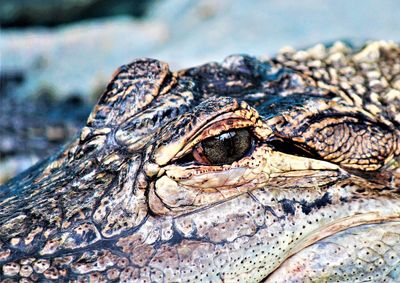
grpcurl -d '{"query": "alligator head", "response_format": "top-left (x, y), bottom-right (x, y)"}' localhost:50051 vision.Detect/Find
top-left (1, 41), bottom-right (400, 282)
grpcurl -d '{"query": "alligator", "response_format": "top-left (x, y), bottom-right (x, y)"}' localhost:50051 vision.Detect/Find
top-left (1, 41), bottom-right (400, 282)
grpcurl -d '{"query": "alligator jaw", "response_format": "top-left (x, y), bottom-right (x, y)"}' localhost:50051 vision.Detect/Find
top-left (266, 220), bottom-right (400, 282)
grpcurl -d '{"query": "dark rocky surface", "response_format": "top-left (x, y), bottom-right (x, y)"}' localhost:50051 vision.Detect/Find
top-left (0, 77), bottom-right (90, 182)
top-left (0, 0), bottom-right (155, 27)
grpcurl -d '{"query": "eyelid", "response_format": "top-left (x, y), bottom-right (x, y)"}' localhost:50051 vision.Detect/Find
top-left (154, 102), bottom-right (265, 166)
top-left (172, 118), bottom-right (254, 161)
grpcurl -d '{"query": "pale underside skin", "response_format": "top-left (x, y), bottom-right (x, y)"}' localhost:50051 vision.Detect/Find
top-left (267, 222), bottom-right (400, 282)
top-left (0, 41), bottom-right (400, 282)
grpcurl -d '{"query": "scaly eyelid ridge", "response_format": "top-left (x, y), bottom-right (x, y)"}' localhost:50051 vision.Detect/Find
top-left (154, 103), bottom-right (266, 165)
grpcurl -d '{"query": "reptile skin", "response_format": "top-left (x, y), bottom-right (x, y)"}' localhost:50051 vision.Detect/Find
top-left (1, 41), bottom-right (400, 282)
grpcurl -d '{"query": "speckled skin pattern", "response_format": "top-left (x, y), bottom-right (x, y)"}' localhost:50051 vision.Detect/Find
top-left (1, 41), bottom-right (400, 282)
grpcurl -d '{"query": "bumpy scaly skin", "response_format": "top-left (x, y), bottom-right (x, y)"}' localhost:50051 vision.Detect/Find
top-left (1, 41), bottom-right (400, 282)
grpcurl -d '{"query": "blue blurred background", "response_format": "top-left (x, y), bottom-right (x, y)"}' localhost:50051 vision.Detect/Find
top-left (1, 0), bottom-right (400, 182)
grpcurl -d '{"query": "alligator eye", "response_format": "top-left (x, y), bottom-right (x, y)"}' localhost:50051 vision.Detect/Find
top-left (192, 128), bottom-right (253, 165)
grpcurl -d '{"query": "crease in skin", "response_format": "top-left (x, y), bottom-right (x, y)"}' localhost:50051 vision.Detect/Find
top-left (290, 214), bottom-right (400, 257)
top-left (266, 221), bottom-right (400, 282)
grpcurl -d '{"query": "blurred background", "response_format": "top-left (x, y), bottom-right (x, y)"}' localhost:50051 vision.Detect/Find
top-left (1, 0), bottom-right (400, 183)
